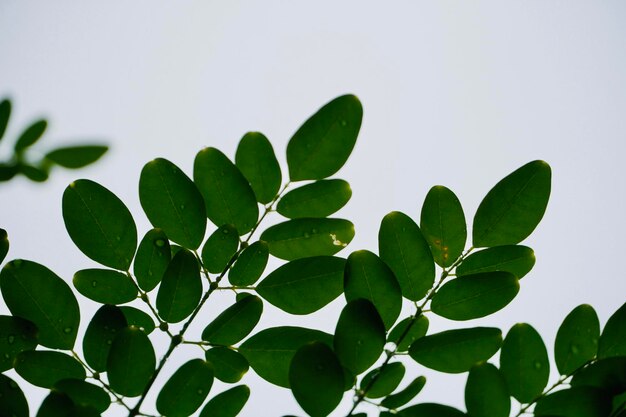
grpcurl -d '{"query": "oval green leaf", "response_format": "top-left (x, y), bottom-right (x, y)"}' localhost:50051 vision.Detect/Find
top-left (0, 163), bottom-right (18, 182)
top-left (0, 228), bottom-right (8, 264)
top-left (0, 374), bottom-right (28, 417)
top-left (19, 163), bottom-right (48, 182)
top-left (534, 386), bottom-right (612, 417)
top-left (156, 359), bottom-right (214, 417)
top-left (201, 224), bottom-right (239, 274)
top-left (398, 403), bottom-right (466, 417)
top-left (133, 228), bottom-right (171, 292)
top-left (73, 268), bottom-right (137, 305)
top-left (202, 294), bottom-right (263, 345)
top-left (36, 392), bottom-right (76, 417)
top-left (205, 347), bottom-right (249, 383)
top-left (107, 327), bottom-right (156, 397)
top-left (44, 145), bottom-right (108, 169)
top-left (0, 99), bottom-right (10, 141)
top-left (156, 249), bottom-right (202, 323)
top-left (277, 179), bottom-right (352, 219)
top-left (388, 315), bottom-right (429, 352)
top-left (571, 356), bottom-right (626, 393)
top-left (228, 240), bottom-right (269, 286)
top-left (456, 245), bottom-right (535, 279)
top-left (0, 315), bottom-right (38, 372)
top-left (381, 376), bottom-right (426, 409)
top-left (235, 131), bottom-right (282, 204)
top-left (360, 362), bottom-right (405, 398)
top-left (200, 385), bottom-right (250, 417)
top-left (119, 306), bottom-right (155, 334)
top-left (15, 119), bottom-right (47, 152)
top-left (83, 305), bottom-right (127, 372)
top-left (465, 362), bottom-right (510, 417)
top-left (54, 379), bottom-right (110, 413)
top-left (555, 304), bottom-right (600, 375)
top-left (598, 301), bottom-right (626, 359)
top-left (15, 350), bottom-right (85, 388)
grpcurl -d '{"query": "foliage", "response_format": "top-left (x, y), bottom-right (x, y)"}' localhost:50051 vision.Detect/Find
top-left (0, 95), bottom-right (625, 417)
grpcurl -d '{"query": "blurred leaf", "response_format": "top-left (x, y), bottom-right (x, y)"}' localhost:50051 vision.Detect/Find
top-left (15, 350), bottom-right (85, 388)
top-left (53, 379), bottom-right (110, 413)
top-left (0, 259), bottom-right (80, 349)
top-left (571, 357), bottom-right (626, 395)
top-left (156, 249), bottom-right (202, 323)
top-left (360, 362), bottom-right (405, 398)
top-left (261, 218), bottom-right (354, 260)
top-left (73, 268), bottom-right (137, 304)
top-left (277, 179), bottom-right (352, 219)
top-left (133, 228), bottom-right (171, 292)
top-left (0, 229), bottom-right (7, 264)
top-left (205, 347), bottom-right (249, 383)
top-left (534, 386), bottom-right (612, 417)
top-left (380, 376), bottom-right (426, 409)
top-left (0, 163), bottom-right (18, 181)
top-left (118, 306), bottom-right (155, 334)
top-left (107, 327), bottom-right (155, 397)
top-left (473, 160), bottom-right (551, 247)
top-left (256, 256), bottom-right (345, 314)
top-left (0, 374), bottom-right (28, 417)
top-left (0, 315), bottom-right (38, 372)
top-left (15, 119), bottom-right (47, 152)
top-left (156, 359), bottom-right (214, 417)
top-left (378, 211), bottom-right (435, 301)
top-left (62, 179), bottom-right (137, 270)
top-left (388, 316), bottom-right (429, 352)
top-left (555, 304), bottom-right (600, 374)
top-left (83, 305), bottom-right (127, 372)
top-left (201, 294), bottom-right (263, 345)
top-left (465, 362), bottom-right (510, 417)
top-left (0, 99), bottom-right (10, 141)
top-left (599, 301), bottom-right (626, 359)
top-left (228, 240), bottom-right (269, 286)
top-left (199, 385), bottom-right (250, 417)
top-left (44, 145), bottom-right (108, 169)
top-left (201, 224), bottom-right (239, 273)
top-left (235, 131), bottom-right (282, 204)
top-left (456, 245), bottom-right (535, 279)
top-left (397, 403), bottom-right (466, 417)
top-left (19, 163), bottom-right (48, 182)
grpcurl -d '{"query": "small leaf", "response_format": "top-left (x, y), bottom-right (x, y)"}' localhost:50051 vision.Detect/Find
top-left (555, 304), bottom-right (600, 374)
top-left (465, 362), bottom-right (510, 417)
top-left (156, 359), bottom-right (214, 417)
top-left (139, 158), bottom-right (206, 249)
top-left (500, 323), bottom-right (549, 403)
top-left (0, 374), bottom-right (28, 417)
top-left (54, 379), bottom-right (110, 413)
top-left (73, 268), bottom-right (138, 304)
top-left (0, 315), bottom-right (38, 372)
top-left (277, 179), bottom-right (352, 218)
top-left (397, 403), bottom-right (466, 417)
top-left (380, 376), bottom-right (426, 409)
top-left (107, 327), bottom-right (156, 397)
top-left (133, 228), bottom-right (171, 292)
top-left (83, 305), bottom-right (127, 372)
top-left (456, 245), bottom-right (535, 279)
top-left (14, 350), bottom-right (85, 388)
top-left (571, 356), bottom-right (626, 394)
top-left (0, 99), bottom-right (10, 141)
top-left (44, 145), bottom-right (108, 169)
top-left (289, 341), bottom-right (344, 417)
top-left (118, 306), bottom-right (155, 334)
top-left (201, 224), bottom-right (239, 273)
top-left (228, 240), bottom-right (269, 286)
top-left (409, 327), bottom-right (502, 373)
top-left (201, 294), bottom-right (263, 345)
top-left (0, 228), bottom-right (8, 264)
top-left (0, 163), bottom-right (18, 182)
top-left (287, 95), bottom-right (362, 181)
top-left (205, 347), bottom-right (249, 383)
top-left (388, 316), bottom-right (429, 352)
top-left (15, 119), bottom-right (47, 152)
top-left (194, 147), bottom-right (259, 235)
top-left (598, 301), bottom-right (626, 359)
top-left (156, 249), bottom-right (202, 323)
top-left (63, 179), bottom-right (137, 270)
top-left (256, 256), bottom-right (346, 314)
top-left (0, 259), bottom-right (80, 349)
top-left (420, 185), bottom-right (466, 267)
top-left (360, 362), bottom-right (405, 398)
top-left (19, 164), bottom-right (48, 182)
top-left (199, 385), bottom-right (250, 417)
top-left (378, 211), bottom-right (435, 301)
top-left (261, 218), bottom-right (354, 260)
top-left (235, 131), bottom-right (282, 204)
top-left (473, 160), bottom-right (551, 247)
top-left (534, 386), bottom-right (612, 417)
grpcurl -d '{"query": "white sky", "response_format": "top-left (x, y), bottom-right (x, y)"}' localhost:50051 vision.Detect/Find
top-left (1, 2), bottom-right (625, 416)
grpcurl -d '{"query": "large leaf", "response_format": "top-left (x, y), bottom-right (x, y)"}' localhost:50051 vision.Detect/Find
top-left (44, 145), bottom-right (108, 169)
top-left (107, 327), bottom-right (156, 397)
top-left (199, 385), bottom-right (250, 417)
top-left (277, 179), bottom-right (352, 219)
top-left (256, 256), bottom-right (345, 314)
top-left (473, 160), bottom-right (551, 247)
top-left (287, 95), bottom-right (362, 181)
top-left (201, 294), bottom-right (263, 345)
top-left (119, 306), bottom-right (155, 334)
top-left (201, 224), bottom-right (239, 274)
top-left (0, 315), bottom-right (38, 372)
top-left (228, 240), bottom-right (269, 286)
top-left (261, 218), bottom-right (354, 260)
top-left (235, 131), bottom-right (282, 204)
top-left (0, 228), bottom-right (8, 264)
top-left (15, 119), bottom-right (47, 152)
top-left (397, 403), bottom-right (466, 417)
top-left (534, 386), bottom-right (612, 417)
top-left (430, 272), bottom-right (519, 320)
top-left (0, 374), bottom-right (28, 417)
top-left (360, 362), bottom-right (405, 398)
top-left (571, 356), bottom-right (626, 394)
top-left (555, 304), bottom-right (600, 374)
top-left (0, 260), bottom-right (79, 349)
top-left (378, 211), bottom-right (435, 301)
top-left (53, 379), bottom-right (110, 413)
top-left (409, 327), bottom-right (502, 373)
top-left (388, 316), bottom-right (429, 352)
top-left (139, 158), bottom-right (206, 249)
top-left (133, 228), bottom-right (171, 292)
top-left (205, 347), bottom-right (249, 383)
top-left (500, 323), bottom-right (549, 403)
top-left (156, 359), bottom-right (214, 417)
top-left (83, 305), bottom-right (127, 372)
top-left (465, 363), bottom-right (510, 417)
top-left (0, 99), bottom-right (10, 141)
top-left (14, 350), bottom-right (85, 388)
top-left (381, 376), bottom-right (426, 409)
top-left (156, 249), bottom-right (202, 323)
top-left (63, 179), bottom-right (137, 270)
top-left (194, 147), bottom-right (259, 235)
top-left (598, 301), bottom-right (626, 359)
top-left (456, 245), bottom-right (535, 279)
top-left (420, 185), bottom-right (466, 267)
top-left (73, 268), bottom-right (138, 304)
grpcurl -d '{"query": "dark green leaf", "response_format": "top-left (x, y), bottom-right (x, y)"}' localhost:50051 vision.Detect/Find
top-left (256, 256), bottom-right (345, 314)
top-left (194, 147), bottom-right (259, 235)
top-left (235, 131), bottom-right (282, 204)
top-left (200, 385), bottom-right (250, 417)
top-left (156, 359), bottom-right (214, 417)
top-left (420, 185), bottom-right (466, 267)
top-left (119, 306), bottom-right (155, 334)
top-left (571, 357), bottom-right (626, 395)
top-left (277, 179), bottom-right (351, 218)
top-left (344, 250), bottom-right (402, 330)
top-left (388, 316), bottom-right (429, 352)
top-left (44, 146), bottom-right (108, 169)
top-left (202, 294), bottom-right (263, 345)
top-left (555, 304), bottom-right (600, 374)
top-left (261, 218), bottom-right (354, 260)
top-left (599, 301), bottom-right (626, 359)
top-left (378, 211), bottom-right (435, 301)
top-left (62, 179), bottom-right (137, 270)
top-left (535, 386), bottom-right (612, 417)
top-left (0, 228), bottom-right (9, 264)
top-left (15, 119), bottom-right (47, 152)
top-left (36, 392), bottom-right (74, 417)
top-left (360, 362), bottom-right (405, 398)
top-left (289, 341), bottom-right (344, 417)
top-left (228, 240), bottom-right (269, 286)
top-left (473, 160), bottom-right (551, 247)
top-left (0, 99), bottom-right (10, 141)
top-left (107, 326), bottom-right (156, 397)
top-left (156, 249), bottom-right (202, 323)
top-left (0, 315), bottom-right (38, 372)
top-left (456, 245), bottom-right (535, 279)
top-left (133, 228), bottom-right (171, 292)
top-left (0, 163), bottom-right (18, 182)
top-left (0, 259), bottom-right (80, 349)
top-left (83, 305), bottom-right (127, 372)
top-left (0, 374), bottom-right (28, 417)
top-left (19, 164), bottom-right (48, 182)
top-left (73, 268), bottom-right (138, 304)
top-left (205, 347), bottom-right (249, 383)
top-left (380, 376), bottom-right (426, 409)
top-left (397, 403), bottom-right (466, 417)
top-left (15, 350), bottom-right (85, 388)
top-left (465, 363), bottom-right (510, 417)
top-left (500, 323), bottom-right (549, 403)
top-left (139, 158), bottom-right (206, 249)
top-left (409, 327), bottom-right (502, 373)
top-left (287, 95), bottom-right (362, 181)
top-left (53, 379), bottom-right (110, 413)
top-left (430, 272), bottom-right (519, 320)
top-left (201, 224), bottom-right (239, 273)
top-left (239, 326), bottom-right (333, 387)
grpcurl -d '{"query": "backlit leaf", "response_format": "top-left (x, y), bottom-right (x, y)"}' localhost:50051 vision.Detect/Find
top-left (465, 363), bottom-right (510, 417)
top-left (0, 228), bottom-right (8, 264)
top-left (380, 376), bottom-right (426, 409)
top-left (107, 327), bottom-right (156, 397)
top-left (0, 374), bottom-right (28, 417)
top-left (15, 350), bottom-right (85, 388)
top-left (157, 249), bottom-right (202, 323)
top-left (73, 268), bottom-right (138, 304)
top-left (200, 385), bottom-right (250, 417)
top-left (119, 306), bottom-right (155, 334)
top-left (15, 119), bottom-right (47, 152)
top-left (156, 359), bottom-right (214, 417)
top-left (397, 403), bottom-right (466, 417)
top-left (53, 379), bottom-right (110, 413)
top-left (44, 146), bottom-right (108, 169)
top-left (205, 347), bottom-right (249, 383)
top-left (201, 294), bottom-right (263, 345)
top-left (388, 316), bottom-right (429, 352)
top-left (534, 386), bottom-right (612, 417)
top-left (360, 362), bottom-right (405, 398)
top-left (555, 304), bottom-right (600, 374)
top-left (133, 228), bottom-right (171, 292)
top-left (235, 131), bottom-right (282, 204)
top-left (228, 240), bottom-right (269, 286)
top-left (0, 315), bottom-right (38, 372)
top-left (456, 245), bottom-right (535, 279)
top-left (201, 224), bottom-right (239, 274)
top-left (0, 99), bottom-right (10, 141)
top-left (598, 301), bottom-right (626, 359)
top-left (83, 305), bottom-right (127, 372)
top-left (277, 179), bottom-right (351, 219)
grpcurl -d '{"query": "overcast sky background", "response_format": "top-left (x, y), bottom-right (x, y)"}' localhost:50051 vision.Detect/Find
top-left (1, 2), bottom-right (625, 416)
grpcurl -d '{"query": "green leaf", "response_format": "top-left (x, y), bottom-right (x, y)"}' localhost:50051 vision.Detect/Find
top-left (289, 341), bottom-right (344, 417)
top-left (44, 146), bottom-right (108, 169)
top-left (139, 158), bottom-right (206, 249)
top-left (599, 301), bottom-right (626, 359)
top-left (500, 323), bottom-right (549, 403)
top-left (0, 99), bottom-right (10, 141)
top-left (201, 224), bottom-right (239, 273)
top-left (107, 326), bottom-right (156, 397)
top-left (287, 95), bottom-right (363, 181)
top-left (378, 211), bottom-right (435, 301)
top-left (62, 179), bottom-right (137, 270)
top-left (73, 268), bottom-right (138, 304)
top-left (200, 385), bottom-right (250, 417)
top-left (420, 185), bottom-right (466, 267)
top-left (228, 240), bottom-right (269, 286)
top-left (473, 160), bottom-right (551, 247)
top-left (397, 403), bottom-right (466, 417)
top-left (465, 362), bottom-right (510, 417)
top-left (0, 163), bottom-right (18, 182)
top-left (388, 316), bottom-right (429, 352)
top-left (555, 304), bottom-right (600, 374)
top-left (133, 228), bottom-right (171, 292)
top-left (15, 350), bottom-right (85, 388)
top-left (156, 249), bottom-right (202, 323)
top-left (0, 260), bottom-right (80, 349)
top-left (277, 179), bottom-right (352, 219)
top-left (156, 359), bottom-right (214, 417)
top-left (202, 294), bottom-right (263, 345)
top-left (15, 119), bottom-right (47, 152)
top-left (235, 131), bottom-right (282, 204)
top-left (239, 326), bottom-right (333, 387)
top-left (256, 256), bottom-right (346, 314)
top-left (430, 272), bottom-right (519, 321)
top-left (456, 245), bottom-right (535, 279)
top-left (19, 163), bottom-right (48, 182)
top-left (360, 362), bottom-right (405, 398)
top-left (0, 374), bottom-right (28, 417)
top-left (380, 376), bottom-right (426, 409)
top-left (53, 379), bottom-right (110, 413)
top-left (409, 327), bottom-right (502, 373)
top-left (0, 315), bottom-right (38, 372)
top-left (0, 228), bottom-right (8, 264)
top-left (194, 147), bottom-right (259, 235)
top-left (534, 386), bottom-right (612, 417)
top-left (119, 306), bottom-right (155, 334)
top-left (261, 218), bottom-right (354, 260)
top-left (36, 392), bottom-right (75, 417)
top-left (82, 305), bottom-right (127, 372)
top-left (205, 347), bottom-right (249, 383)
top-left (571, 357), bottom-right (626, 394)
top-left (344, 250), bottom-right (402, 330)
top-left (334, 299), bottom-right (386, 374)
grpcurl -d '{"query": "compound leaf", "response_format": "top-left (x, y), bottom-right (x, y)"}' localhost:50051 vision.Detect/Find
top-left (555, 304), bottom-right (600, 374)
top-left (228, 240), bottom-right (269, 286)
top-left (15, 119), bottom-right (47, 152)
top-left (156, 359), bottom-right (214, 417)
top-left (380, 376), bottom-right (426, 409)
top-left (201, 224), bottom-right (239, 274)
top-left (133, 228), bottom-right (171, 292)
top-left (0, 315), bottom-right (38, 372)
top-left (83, 305), bottom-right (127, 372)
top-left (201, 294), bottom-right (263, 345)
top-left (107, 327), bottom-right (156, 397)
top-left (14, 350), bottom-right (85, 388)
top-left (205, 347), bottom-right (249, 383)
top-left (465, 362), bottom-right (510, 417)
top-left (199, 385), bottom-right (250, 417)
top-left (388, 315), bottom-right (429, 352)
top-left (598, 301), bottom-right (626, 359)
top-left (157, 249), bottom-right (201, 323)
top-left (44, 145), bottom-right (108, 169)
top-left (0, 374), bottom-right (28, 417)
top-left (277, 179), bottom-right (351, 219)
top-left (73, 268), bottom-right (137, 305)
top-left (235, 131), bottom-right (282, 204)
top-left (456, 245), bottom-right (535, 279)
top-left (360, 362), bottom-right (405, 398)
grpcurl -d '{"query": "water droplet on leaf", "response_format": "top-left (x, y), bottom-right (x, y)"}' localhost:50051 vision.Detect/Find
top-left (7, 335), bottom-right (15, 344)
top-left (534, 361), bottom-right (542, 370)
top-left (63, 327), bottom-right (72, 334)
top-left (571, 345), bottom-right (579, 354)
top-left (91, 281), bottom-right (97, 287)
top-left (155, 239), bottom-right (165, 247)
